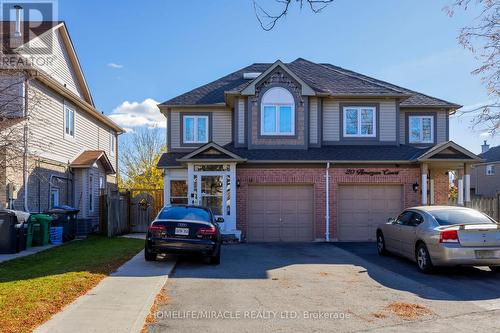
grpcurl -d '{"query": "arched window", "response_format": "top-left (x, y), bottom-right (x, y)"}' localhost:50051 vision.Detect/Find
top-left (260, 87), bottom-right (295, 135)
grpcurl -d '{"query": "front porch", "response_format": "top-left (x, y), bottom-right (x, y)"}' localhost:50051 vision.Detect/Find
top-left (418, 141), bottom-right (484, 206)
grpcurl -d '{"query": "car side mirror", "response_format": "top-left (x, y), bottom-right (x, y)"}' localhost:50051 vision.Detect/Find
top-left (387, 218), bottom-right (396, 224)
top-left (216, 217), bottom-right (224, 223)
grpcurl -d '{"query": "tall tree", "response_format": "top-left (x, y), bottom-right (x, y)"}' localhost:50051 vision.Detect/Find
top-left (253, 0), bottom-right (334, 31)
top-left (445, 0), bottom-right (500, 134)
top-left (119, 128), bottom-right (166, 189)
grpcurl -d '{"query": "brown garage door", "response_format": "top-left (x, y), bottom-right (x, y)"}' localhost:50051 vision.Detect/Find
top-left (338, 185), bottom-right (403, 241)
top-left (247, 185), bottom-right (314, 242)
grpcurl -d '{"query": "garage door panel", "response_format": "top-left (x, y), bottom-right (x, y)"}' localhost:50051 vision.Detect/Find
top-left (247, 185), bottom-right (313, 242)
top-left (338, 185), bottom-right (403, 241)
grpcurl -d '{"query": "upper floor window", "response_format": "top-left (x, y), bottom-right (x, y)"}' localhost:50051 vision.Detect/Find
top-left (343, 106), bottom-right (376, 137)
top-left (486, 164), bottom-right (495, 176)
top-left (64, 104), bottom-right (75, 139)
top-left (183, 115), bottom-right (208, 144)
top-left (260, 87), bottom-right (295, 136)
top-left (409, 115), bottom-right (433, 143)
top-left (110, 131), bottom-right (116, 156)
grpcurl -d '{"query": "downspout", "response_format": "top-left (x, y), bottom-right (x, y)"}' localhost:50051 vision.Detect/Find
top-left (325, 162), bottom-right (330, 242)
top-left (23, 73), bottom-right (29, 212)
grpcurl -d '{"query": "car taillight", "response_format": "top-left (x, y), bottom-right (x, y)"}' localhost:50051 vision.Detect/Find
top-left (197, 226), bottom-right (216, 236)
top-left (440, 229), bottom-right (459, 243)
top-left (149, 224), bottom-right (166, 232)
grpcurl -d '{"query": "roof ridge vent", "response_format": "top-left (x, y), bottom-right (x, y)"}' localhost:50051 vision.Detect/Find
top-left (243, 72), bottom-right (261, 79)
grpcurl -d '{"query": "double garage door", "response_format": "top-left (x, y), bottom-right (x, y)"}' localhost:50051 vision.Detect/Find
top-left (247, 185), bottom-right (314, 242)
top-left (337, 185), bottom-right (403, 241)
top-left (246, 184), bottom-right (403, 242)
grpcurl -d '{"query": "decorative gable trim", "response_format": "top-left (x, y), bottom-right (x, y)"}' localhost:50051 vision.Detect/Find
top-left (177, 142), bottom-right (246, 162)
top-left (417, 141), bottom-right (483, 162)
top-left (241, 60), bottom-right (315, 96)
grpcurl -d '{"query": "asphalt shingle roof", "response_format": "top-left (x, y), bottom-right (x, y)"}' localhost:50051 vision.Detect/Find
top-left (480, 146), bottom-right (500, 163)
top-left (157, 144), bottom-right (431, 168)
top-left (161, 58), bottom-right (460, 108)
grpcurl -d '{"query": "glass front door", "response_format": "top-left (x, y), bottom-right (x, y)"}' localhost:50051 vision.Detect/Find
top-left (198, 175), bottom-right (224, 216)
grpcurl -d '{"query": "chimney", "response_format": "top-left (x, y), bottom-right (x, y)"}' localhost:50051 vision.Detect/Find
top-left (481, 140), bottom-right (490, 154)
top-left (14, 5), bottom-right (22, 37)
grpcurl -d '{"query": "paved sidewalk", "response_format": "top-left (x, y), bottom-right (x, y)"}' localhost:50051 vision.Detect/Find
top-left (35, 250), bottom-right (175, 333)
top-left (0, 244), bottom-right (57, 263)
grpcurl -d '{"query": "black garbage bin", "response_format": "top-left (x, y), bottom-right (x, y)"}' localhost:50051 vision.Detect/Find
top-left (0, 210), bottom-right (18, 254)
top-left (16, 222), bottom-right (28, 252)
top-left (44, 206), bottom-right (80, 242)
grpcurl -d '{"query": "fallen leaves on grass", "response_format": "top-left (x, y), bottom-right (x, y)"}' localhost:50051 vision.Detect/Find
top-left (383, 302), bottom-right (433, 320)
top-left (319, 272), bottom-right (329, 277)
top-left (141, 287), bottom-right (170, 333)
top-left (371, 312), bottom-right (387, 319)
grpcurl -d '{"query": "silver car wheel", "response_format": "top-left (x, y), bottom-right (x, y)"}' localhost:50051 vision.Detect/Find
top-left (377, 236), bottom-right (384, 252)
top-left (417, 247), bottom-right (427, 269)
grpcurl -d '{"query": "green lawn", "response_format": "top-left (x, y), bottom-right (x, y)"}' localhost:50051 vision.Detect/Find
top-left (0, 235), bottom-right (143, 333)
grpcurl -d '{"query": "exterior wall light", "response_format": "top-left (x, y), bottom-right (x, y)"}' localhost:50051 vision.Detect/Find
top-left (412, 182), bottom-right (420, 193)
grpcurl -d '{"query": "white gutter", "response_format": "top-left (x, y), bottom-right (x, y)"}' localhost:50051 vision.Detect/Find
top-left (325, 162), bottom-right (330, 242)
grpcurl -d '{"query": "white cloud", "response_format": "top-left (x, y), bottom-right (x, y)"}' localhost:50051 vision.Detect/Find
top-left (108, 62), bottom-right (124, 69)
top-left (109, 98), bottom-right (165, 130)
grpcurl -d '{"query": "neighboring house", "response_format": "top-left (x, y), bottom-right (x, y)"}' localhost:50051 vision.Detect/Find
top-left (157, 58), bottom-right (481, 242)
top-left (470, 141), bottom-right (500, 197)
top-left (0, 18), bottom-right (123, 229)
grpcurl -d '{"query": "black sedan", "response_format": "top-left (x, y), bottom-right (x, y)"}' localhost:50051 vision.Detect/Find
top-left (145, 205), bottom-right (223, 264)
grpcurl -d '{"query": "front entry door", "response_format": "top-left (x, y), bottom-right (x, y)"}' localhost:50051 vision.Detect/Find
top-left (197, 175), bottom-right (224, 217)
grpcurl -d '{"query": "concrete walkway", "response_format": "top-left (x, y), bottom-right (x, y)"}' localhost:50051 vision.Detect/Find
top-left (0, 244), bottom-right (57, 263)
top-left (35, 250), bottom-right (175, 333)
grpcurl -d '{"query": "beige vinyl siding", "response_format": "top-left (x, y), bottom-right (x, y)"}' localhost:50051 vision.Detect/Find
top-left (237, 97), bottom-right (245, 144)
top-left (28, 80), bottom-right (117, 171)
top-left (0, 72), bottom-right (24, 118)
top-left (170, 107), bottom-right (232, 148)
top-left (400, 109), bottom-right (448, 144)
top-left (322, 98), bottom-right (339, 141)
top-left (322, 99), bottom-right (397, 142)
top-left (19, 27), bottom-right (84, 99)
top-left (378, 100), bottom-right (397, 142)
top-left (309, 97), bottom-right (318, 144)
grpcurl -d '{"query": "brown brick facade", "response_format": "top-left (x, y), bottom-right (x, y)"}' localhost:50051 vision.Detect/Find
top-left (432, 168), bottom-right (450, 205)
top-left (236, 166), bottom-right (436, 241)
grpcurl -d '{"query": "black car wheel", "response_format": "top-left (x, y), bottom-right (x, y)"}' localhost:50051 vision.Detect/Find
top-left (416, 243), bottom-right (434, 273)
top-left (209, 246), bottom-right (221, 265)
top-left (144, 245), bottom-right (157, 262)
top-left (376, 232), bottom-right (388, 256)
top-left (490, 266), bottom-right (500, 272)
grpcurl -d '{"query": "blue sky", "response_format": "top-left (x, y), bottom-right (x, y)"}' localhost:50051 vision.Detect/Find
top-left (59, 0), bottom-right (495, 153)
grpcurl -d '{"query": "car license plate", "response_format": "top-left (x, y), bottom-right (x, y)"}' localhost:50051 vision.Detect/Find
top-left (475, 250), bottom-right (500, 259)
top-left (175, 227), bottom-right (189, 236)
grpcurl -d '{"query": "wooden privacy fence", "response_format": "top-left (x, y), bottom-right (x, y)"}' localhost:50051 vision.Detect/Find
top-left (99, 189), bottom-right (164, 236)
top-left (449, 194), bottom-right (500, 221)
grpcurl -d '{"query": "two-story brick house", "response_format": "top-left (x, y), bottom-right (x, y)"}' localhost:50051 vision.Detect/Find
top-left (0, 19), bottom-right (122, 229)
top-left (157, 59), bottom-right (482, 242)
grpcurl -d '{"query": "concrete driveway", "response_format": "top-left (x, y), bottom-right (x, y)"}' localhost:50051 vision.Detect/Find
top-left (149, 243), bottom-right (500, 332)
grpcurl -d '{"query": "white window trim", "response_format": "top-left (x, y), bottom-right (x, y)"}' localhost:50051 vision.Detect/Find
top-left (64, 103), bottom-right (76, 140)
top-left (109, 131), bottom-right (116, 156)
top-left (183, 115), bottom-right (209, 144)
top-left (50, 188), bottom-right (59, 208)
top-left (260, 104), bottom-right (295, 136)
top-left (343, 106), bottom-right (377, 138)
top-left (409, 115), bottom-right (434, 144)
top-left (486, 164), bottom-right (495, 176)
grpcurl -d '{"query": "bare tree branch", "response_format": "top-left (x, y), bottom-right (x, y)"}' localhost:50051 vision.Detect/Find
top-left (445, 0), bottom-right (500, 134)
top-left (253, 0), bottom-right (334, 31)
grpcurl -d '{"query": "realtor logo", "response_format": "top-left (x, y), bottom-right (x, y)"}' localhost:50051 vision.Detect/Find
top-left (0, 0), bottom-right (58, 55)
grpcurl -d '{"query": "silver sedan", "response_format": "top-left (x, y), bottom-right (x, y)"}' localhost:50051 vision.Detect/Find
top-left (376, 206), bottom-right (500, 273)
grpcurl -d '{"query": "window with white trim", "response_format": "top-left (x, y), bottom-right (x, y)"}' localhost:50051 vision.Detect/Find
top-left (64, 104), bottom-right (75, 139)
top-left (260, 87), bottom-right (295, 136)
top-left (409, 115), bottom-right (434, 143)
top-left (89, 173), bottom-right (94, 213)
top-left (50, 188), bottom-right (59, 208)
top-left (183, 115), bottom-right (209, 144)
top-left (170, 180), bottom-right (188, 204)
top-left (343, 106), bottom-right (376, 137)
top-left (110, 131), bottom-right (116, 156)
top-left (486, 164), bottom-right (495, 176)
